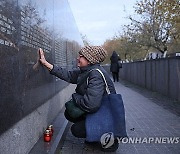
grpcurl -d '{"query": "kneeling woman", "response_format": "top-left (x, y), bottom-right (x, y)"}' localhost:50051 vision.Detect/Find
top-left (39, 46), bottom-right (119, 152)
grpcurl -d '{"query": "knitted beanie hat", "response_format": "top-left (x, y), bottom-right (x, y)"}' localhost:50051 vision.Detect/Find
top-left (79, 46), bottom-right (107, 64)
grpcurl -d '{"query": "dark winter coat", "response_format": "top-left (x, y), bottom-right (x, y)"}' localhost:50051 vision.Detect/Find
top-left (110, 51), bottom-right (121, 73)
top-left (50, 64), bottom-right (116, 113)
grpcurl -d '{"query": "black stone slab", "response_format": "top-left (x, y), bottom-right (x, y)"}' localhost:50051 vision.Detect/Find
top-left (0, 0), bottom-right (83, 135)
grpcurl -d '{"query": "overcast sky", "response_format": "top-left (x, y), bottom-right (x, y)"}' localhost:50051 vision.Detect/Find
top-left (68, 0), bottom-right (137, 45)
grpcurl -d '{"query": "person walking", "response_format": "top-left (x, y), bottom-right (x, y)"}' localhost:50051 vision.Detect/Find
top-left (110, 51), bottom-right (121, 82)
top-left (38, 46), bottom-right (120, 152)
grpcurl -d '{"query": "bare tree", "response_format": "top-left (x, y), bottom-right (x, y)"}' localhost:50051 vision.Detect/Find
top-left (80, 33), bottom-right (91, 46)
top-left (125, 0), bottom-right (180, 54)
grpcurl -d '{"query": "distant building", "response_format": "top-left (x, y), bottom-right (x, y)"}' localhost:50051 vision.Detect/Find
top-left (145, 51), bottom-right (167, 60)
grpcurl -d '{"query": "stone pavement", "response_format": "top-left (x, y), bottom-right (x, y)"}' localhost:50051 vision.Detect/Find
top-left (59, 80), bottom-right (180, 154)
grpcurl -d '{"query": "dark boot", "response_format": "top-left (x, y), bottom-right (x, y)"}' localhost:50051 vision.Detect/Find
top-left (101, 138), bottom-right (119, 152)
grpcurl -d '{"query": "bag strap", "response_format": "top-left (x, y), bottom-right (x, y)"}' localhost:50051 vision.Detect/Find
top-left (87, 68), bottom-right (111, 95)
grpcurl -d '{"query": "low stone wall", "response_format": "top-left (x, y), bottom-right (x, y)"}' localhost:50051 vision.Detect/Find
top-left (0, 84), bottom-right (75, 154)
top-left (119, 57), bottom-right (180, 101)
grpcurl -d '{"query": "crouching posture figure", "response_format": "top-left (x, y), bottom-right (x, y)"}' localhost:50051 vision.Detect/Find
top-left (39, 46), bottom-right (120, 152)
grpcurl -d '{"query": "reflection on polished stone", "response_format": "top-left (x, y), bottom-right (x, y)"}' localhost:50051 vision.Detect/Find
top-left (0, 0), bottom-right (83, 135)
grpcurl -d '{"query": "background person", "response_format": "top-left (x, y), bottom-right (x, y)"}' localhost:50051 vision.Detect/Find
top-left (110, 51), bottom-right (121, 82)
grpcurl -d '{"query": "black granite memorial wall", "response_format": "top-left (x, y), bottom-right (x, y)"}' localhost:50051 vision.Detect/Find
top-left (0, 0), bottom-right (83, 135)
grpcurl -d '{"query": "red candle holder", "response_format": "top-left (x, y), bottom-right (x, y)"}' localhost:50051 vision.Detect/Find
top-left (47, 125), bottom-right (54, 136)
top-left (44, 130), bottom-right (51, 142)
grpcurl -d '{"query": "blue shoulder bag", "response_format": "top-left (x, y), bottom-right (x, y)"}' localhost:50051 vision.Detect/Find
top-left (85, 69), bottom-right (127, 142)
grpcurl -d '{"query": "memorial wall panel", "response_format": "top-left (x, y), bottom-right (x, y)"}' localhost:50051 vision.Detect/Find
top-left (0, 0), bottom-right (83, 135)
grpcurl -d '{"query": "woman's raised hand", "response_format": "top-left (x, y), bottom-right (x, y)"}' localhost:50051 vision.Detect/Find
top-left (39, 48), bottom-right (47, 65)
top-left (38, 48), bottom-right (53, 71)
